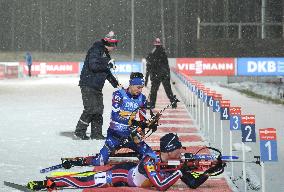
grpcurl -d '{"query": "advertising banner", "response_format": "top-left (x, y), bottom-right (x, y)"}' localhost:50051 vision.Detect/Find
top-left (20, 62), bottom-right (79, 75)
top-left (79, 61), bottom-right (143, 75)
top-left (237, 58), bottom-right (284, 76)
top-left (0, 64), bottom-right (5, 79)
top-left (176, 58), bottom-right (235, 76)
top-left (112, 61), bottom-right (142, 74)
top-left (5, 66), bottom-right (18, 78)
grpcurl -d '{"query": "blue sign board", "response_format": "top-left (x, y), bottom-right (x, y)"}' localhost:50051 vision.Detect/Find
top-left (213, 100), bottom-right (220, 112)
top-left (237, 58), bottom-right (284, 76)
top-left (230, 115), bottom-right (241, 130)
top-left (241, 124), bottom-right (256, 142)
top-left (207, 96), bottom-right (213, 107)
top-left (259, 128), bottom-right (278, 162)
top-left (220, 107), bottom-right (230, 120)
top-left (198, 89), bottom-right (204, 99)
top-left (203, 93), bottom-right (207, 103)
top-left (260, 140), bottom-right (278, 161)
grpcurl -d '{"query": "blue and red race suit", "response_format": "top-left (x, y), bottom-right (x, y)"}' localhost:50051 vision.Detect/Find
top-left (88, 88), bottom-right (154, 166)
top-left (50, 153), bottom-right (208, 190)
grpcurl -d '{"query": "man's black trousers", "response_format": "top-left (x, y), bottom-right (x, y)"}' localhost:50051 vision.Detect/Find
top-left (75, 86), bottom-right (104, 137)
top-left (149, 76), bottom-right (174, 107)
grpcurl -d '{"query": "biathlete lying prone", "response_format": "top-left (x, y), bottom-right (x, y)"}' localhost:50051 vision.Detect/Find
top-left (27, 133), bottom-right (225, 191)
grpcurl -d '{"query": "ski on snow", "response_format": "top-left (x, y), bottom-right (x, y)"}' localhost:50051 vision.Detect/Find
top-left (3, 181), bottom-right (33, 192)
top-left (40, 163), bottom-right (63, 173)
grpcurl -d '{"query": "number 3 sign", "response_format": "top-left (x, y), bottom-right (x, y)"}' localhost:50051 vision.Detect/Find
top-left (259, 128), bottom-right (278, 162)
top-left (241, 115), bottom-right (256, 142)
top-left (230, 107), bottom-right (241, 130)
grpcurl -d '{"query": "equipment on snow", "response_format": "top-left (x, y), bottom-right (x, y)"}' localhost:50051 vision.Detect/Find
top-left (4, 181), bottom-right (33, 192)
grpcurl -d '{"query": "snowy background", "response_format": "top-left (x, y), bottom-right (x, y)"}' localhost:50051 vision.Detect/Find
top-left (0, 75), bottom-right (284, 191)
top-left (0, 76), bottom-right (115, 191)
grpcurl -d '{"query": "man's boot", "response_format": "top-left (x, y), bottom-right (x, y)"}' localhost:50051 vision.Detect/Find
top-left (74, 114), bottom-right (91, 140)
top-left (27, 179), bottom-right (55, 191)
top-left (90, 114), bottom-right (105, 140)
top-left (170, 95), bottom-right (180, 109)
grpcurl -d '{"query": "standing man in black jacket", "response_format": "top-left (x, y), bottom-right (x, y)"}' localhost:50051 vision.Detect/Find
top-left (145, 38), bottom-right (177, 109)
top-left (75, 31), bottom-right (119, 140)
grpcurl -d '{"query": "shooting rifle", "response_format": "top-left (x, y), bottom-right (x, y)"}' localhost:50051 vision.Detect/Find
top-left (129, 96), bottom-right (179, 143)
top-left (145, 96), bottom-right (180, 138)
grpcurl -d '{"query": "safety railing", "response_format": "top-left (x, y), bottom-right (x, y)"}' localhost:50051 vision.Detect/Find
top-left (170, 68), bottom-right (278, 192)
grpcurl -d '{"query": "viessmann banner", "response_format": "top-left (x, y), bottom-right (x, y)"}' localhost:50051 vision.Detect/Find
top-left (176, 58), bottom-right (235, 76)
top-left (237, 58), bottom-right (284, 76)
top-left (20, 62), bottom-right (79, 75)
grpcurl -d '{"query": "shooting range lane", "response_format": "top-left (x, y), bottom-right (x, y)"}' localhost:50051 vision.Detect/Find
top-left (83, 86), bottom-right (232, 192)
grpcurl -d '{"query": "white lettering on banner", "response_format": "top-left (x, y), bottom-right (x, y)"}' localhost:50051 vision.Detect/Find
top-left (117, 65), bottom-right (132, 72)
top-left (267, 61), bottom-right (276, 72)
top-left (177, 61), bottom-right (233, 74)
top-left (196, 61), bottom-right (202, 74)
top-left (278, 62), bottom-right (284, 72)
top-left (46, 65), bottom-right (73, 71)
top-left (259, 130), bottom-right (276, 135)
top-left (40, 63), bottom-right (47, 74)
top-left (248, 61), bottom-right (257, 72)
top-left (248, 61), bottom-right (277, 73)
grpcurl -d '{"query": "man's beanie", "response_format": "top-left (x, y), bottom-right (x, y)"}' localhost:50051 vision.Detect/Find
top-left (160, 133), bottom-right (182, 152)
top-left (129, 72), bottom-right (145, 86)
top-left (102, 31), bottom-right (120, 47)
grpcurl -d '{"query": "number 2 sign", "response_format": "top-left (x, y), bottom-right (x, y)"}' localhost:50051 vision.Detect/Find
top-left (241, 115), bottom-right (256, 142)
top-left (259, 128), bottom-right (278, 162)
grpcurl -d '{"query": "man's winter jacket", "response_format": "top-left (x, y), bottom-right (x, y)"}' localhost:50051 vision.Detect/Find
top-left (145, 45), bottom-right (170, 82)
top-left (79, 40), bottom-right (118, 91)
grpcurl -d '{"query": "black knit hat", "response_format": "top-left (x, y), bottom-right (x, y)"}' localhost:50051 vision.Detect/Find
top-left (160, 133), bottom-right (182, 152)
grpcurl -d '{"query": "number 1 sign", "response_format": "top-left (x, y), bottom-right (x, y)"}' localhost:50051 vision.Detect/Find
top-left (259, 128), bottom-right (278, 162)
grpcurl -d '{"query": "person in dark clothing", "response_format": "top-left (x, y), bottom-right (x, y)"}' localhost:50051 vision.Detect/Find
top-left (145, 38), bottom-right (177, 109)
top-left (75, 31), bottom-right (120, 140)
top-left (25, 52), bottom-right (32, 77)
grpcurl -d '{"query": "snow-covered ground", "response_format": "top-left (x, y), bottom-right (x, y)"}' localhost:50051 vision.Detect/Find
top-left (223, 81), bottom-right (284, 100)
top-left (0, 76), bottom-right (119, 191)
top-left (0, 75), bottom-right (283, 191)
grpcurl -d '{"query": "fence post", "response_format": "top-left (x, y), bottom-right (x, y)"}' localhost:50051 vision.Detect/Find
top-left (197, 17), bottom-right (200, 39)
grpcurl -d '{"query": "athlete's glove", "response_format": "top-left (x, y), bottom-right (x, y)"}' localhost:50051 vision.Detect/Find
top-left (148, 122), bottom-right (158, 132)
top-left (62, 157), bottom-right (86, 169)
top-left (180, 162), bottom-right (209, 189)
top-left (107, 59), bottom-right (115, 69)
top-left (131, 120), bottom-right (147, 130)
top-left (180, 162), bottom-right (191, 175)
top-left (204, 159), bottom-right (226, 175)
top-left (184, 152), bottom-right (194, 160)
